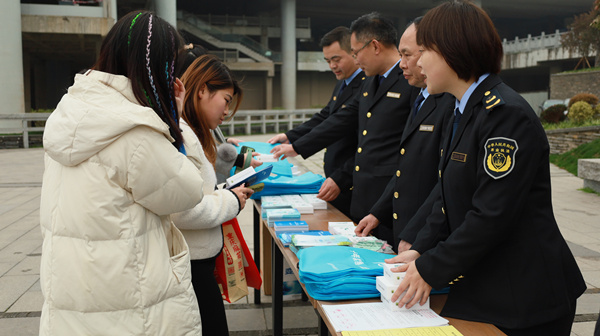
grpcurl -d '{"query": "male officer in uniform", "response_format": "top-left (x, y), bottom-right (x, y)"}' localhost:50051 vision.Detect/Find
top-left (271, 12), bottom-right (418, 243)
top-left (354, 18), bottom-right (454, 252)
top-left (267, 27), bottom-right (363, 218)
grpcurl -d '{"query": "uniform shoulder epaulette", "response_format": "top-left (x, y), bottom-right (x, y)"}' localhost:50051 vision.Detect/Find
top-left (483, 89), bottom-right (505, 112)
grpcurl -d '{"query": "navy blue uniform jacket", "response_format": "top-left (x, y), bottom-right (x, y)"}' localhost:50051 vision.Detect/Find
top-left (412, 74), bottom-right (586, 329)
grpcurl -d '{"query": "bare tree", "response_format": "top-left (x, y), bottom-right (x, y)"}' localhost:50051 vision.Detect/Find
top-left (561, 4), bottom-right (600, 69)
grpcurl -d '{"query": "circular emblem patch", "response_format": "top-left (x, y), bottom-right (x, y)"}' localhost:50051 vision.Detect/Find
top-left (483, 137), bottom-right (518, 179)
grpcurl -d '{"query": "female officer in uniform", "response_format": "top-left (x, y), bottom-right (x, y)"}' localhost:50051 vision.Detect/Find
top-left (386, 1), bottom-right (586, 335)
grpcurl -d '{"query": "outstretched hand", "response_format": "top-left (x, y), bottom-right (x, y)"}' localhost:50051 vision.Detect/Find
top-left (270, 144), bottom-right (298, 160)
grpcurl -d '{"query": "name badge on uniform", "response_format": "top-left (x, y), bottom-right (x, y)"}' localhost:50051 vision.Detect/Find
top-left (386, 92), bottom-right (401, 98)
top-left (451, 152), bottom-right (467, 162)
top-left (419, 125), bottom-right (434, 132)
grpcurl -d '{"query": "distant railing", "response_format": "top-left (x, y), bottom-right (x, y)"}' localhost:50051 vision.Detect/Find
top-left (221, 109), bottom-right (319, 136)
top-left (502, 30), bottom-right (565, 54)
top-left (0, 110), bottom-right (320, 148)
top-left (0, 113), bottom-right (50, 149)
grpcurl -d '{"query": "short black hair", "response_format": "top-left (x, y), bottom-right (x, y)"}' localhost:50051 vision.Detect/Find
top-left (405, 16), bottom-right (423, 31)
top-left (350, 12), bottom-right (398, 48)
top-left (319, 26), bottom-right (352, 54)
top-left (417, 0), bottom-right (503, 80)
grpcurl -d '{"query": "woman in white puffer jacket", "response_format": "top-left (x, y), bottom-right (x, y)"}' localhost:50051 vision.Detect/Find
top-left (172, 54), bottom-right (254, 336)
top-left (40, 11), bottom-right (205, 335)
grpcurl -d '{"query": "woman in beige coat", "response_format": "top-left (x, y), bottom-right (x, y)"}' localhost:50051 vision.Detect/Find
top-left (40, 11), bottom-right (205, 335)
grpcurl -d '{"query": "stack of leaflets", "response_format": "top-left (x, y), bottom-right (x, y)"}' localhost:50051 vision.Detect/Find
top-left (276, 230), bottom-right (331, 247)
top-left (328, 222), bottom-right (392, 253)
top-left (281, 194), bottom-right (314, 214)
top-left (273, 220), bottom-right (309, 232)
top-left (300, 194), bottom-right (327, 210)
top-left (261, 195), bottom-right (292, 209)
top-left (376, 263), bottom-right (430, 311)
top-left (328, 221), bottom-right (358, 236)
top-left (266, 208), bottom-right (301, 227)
top-left (289, 234), bottom-right (352, 255)
top-left (260, 195), bottom-right (293, 219)
top-left (349, 236), bottom-right (386, 252)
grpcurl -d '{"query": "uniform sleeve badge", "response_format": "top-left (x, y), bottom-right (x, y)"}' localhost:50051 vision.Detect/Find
top-left (483, 137), bottom-right (518, 179)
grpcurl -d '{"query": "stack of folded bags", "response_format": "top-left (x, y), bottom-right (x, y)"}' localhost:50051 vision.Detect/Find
top-left (297, 246), bottom-right (389, 300)
top-left (235, 142), bottom-right (325, 199)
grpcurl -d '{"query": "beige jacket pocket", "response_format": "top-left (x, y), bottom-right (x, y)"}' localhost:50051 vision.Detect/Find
top-left (169, 222), bottom-right (191, 284)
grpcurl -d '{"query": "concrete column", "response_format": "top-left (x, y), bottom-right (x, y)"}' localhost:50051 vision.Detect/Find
top-left (261, 25), bottom-right (269, 49)
top-left (0, 1), bottom-right (25, 128)
top-left (266, 75), bottom-right (273, 110)
top-left (281, 0), bottom-right (296, 110)
top-left (155, 0), bottom-right (177, 28)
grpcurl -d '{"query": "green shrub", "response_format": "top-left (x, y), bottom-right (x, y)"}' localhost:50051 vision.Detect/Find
top-left (568, 93), bottom-right (599, 108)
top-left (595, 104), bottom-right (600, 118)
top-left (540, 104), bottom-right (567, 123)
top-left (568, 101), bottom-right (595, 124)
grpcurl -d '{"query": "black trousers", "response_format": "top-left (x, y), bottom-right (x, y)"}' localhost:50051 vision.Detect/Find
top-left (497, 302), bottom-right (576, 336)
top-left (191, 256), bottom-right (229, 336)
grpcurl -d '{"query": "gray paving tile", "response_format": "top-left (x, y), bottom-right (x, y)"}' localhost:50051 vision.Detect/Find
top-left (571, 321), bottom-right (596, 336)
top-left (576, 293), bottom-right (600, 315)
top-left (264, 305), bottom-right (318, 329)
top-left (7, 290), bottom-right (43, 313)
top-left (0, 238), bottom-right (42, 263)
top-left (226, 307), bottom-right (267, 331)
top-left (0, 275), bottom-right (38, 312)
top-left (568, 242), bottom-right (600, 258)
top-left (5, 255), bottom-right (40, 276)
top-left (0, 317), bottom-right (40, 336)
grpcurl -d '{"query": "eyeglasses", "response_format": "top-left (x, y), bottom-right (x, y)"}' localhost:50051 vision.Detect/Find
top-left (352, 40), bottom-right (373, 59)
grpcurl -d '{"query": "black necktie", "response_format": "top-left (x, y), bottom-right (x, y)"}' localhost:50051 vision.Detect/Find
top-left (451, 108), bottom-right (462, 142)
top-left (375, 75), bottom-right (385, 92)
top-left (412, 92), bottom-right (425, 118)
top-left (338, 81), bottom-right (347, 96)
